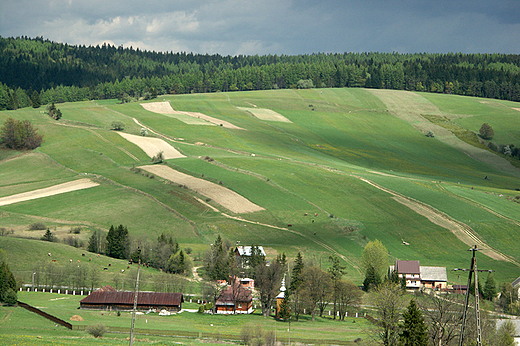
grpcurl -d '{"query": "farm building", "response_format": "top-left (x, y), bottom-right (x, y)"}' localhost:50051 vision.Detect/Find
top-left (215, 284), bottom-right (253, 314)
top-left (79, 285), bottom-right (183, 312)
top-left (389, 260), bottom-right (447, 290)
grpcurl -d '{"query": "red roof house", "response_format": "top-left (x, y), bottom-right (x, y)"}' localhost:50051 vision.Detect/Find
top-left (215, 284), bottom-right (253, 314)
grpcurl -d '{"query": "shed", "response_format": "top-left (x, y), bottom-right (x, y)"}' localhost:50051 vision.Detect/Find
top-left (420, 266), bottom-right (448, 290)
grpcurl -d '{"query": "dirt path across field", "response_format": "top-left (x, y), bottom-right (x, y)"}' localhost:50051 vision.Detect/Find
top-left (141, 165), bottom-right (264, 214)
top-left (141, 102), bottom-right (245, 130)
top-left (368, 89), bottom-right (520, 178)
top-left (354, 174), bottom-right (519, 265)
top-left (0, 179), bottom-right (99, 207)
top-left (117, 132), bottom-right (186, 159)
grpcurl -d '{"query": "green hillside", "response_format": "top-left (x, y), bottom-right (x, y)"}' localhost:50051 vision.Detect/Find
top-left (1, 88), bottom-right (520, 285)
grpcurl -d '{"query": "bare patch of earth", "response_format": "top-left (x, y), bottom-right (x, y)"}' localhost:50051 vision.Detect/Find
top-left (0, 179), bottom-right (99, 207)
top-left (513, 108), bottom-right (520, 112)
top-left (141, 102), bottom-right (244, 130)
top-left (236, 107), bottom-right (292, 123)
top-left (368, 89), bottom-right (520, 178)
top-left (141, 165), bottom-right (264, 214)
top-left (355, 175), bottom-right (518, 264)
top-left (117, 132), bottom-right (185, 159)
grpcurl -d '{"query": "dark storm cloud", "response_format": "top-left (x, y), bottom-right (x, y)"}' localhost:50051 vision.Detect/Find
top-left (1, 0), bottom-right (519, 55)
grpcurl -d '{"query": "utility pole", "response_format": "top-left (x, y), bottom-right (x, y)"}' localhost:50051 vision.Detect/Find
top-left (129, 249), bottom-right (141, 346)
top-left (455, 245), bottom-right (493, 346)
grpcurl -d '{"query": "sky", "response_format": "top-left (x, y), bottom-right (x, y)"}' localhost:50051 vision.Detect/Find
top-left (1, 0), bottom-right (520, 56)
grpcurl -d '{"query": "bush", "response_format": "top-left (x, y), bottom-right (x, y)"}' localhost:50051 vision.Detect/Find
top-left (0, 117), bottom-right (43, 150)
top-left (479, 123), bottom-right (494, 140)
top-left (86, 323), bottom-right (107, 338)
top-left (425, 131), bottom-right (435, 137)
top-left (110, 121), bottom-right (125, 131)
top-left (29, 222), bottom-right (46, 230)
top-left (152, 151), bottom-right (164, 164)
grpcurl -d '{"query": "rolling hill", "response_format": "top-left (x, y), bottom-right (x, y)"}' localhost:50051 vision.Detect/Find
top-left (1, 87), bottom-right (520, 286)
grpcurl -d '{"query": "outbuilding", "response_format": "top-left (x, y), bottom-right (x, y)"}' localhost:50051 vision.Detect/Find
top-left (80, 285), bottom-right (183, 312)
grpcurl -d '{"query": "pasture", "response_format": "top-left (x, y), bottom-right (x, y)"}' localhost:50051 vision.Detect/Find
top-left (1, 87), bottom-right (520, 287)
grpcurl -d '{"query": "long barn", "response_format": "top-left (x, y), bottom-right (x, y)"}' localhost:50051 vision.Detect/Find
top-left (80, 285), bottom-right (183, 312)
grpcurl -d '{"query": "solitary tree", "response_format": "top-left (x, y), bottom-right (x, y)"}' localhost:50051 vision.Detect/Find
top-left (479, 123), bottom-right (494, 140)
top-left (41, 229), bottom-right (56, 242)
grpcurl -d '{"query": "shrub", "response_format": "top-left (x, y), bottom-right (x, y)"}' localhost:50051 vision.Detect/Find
top-left (487, 141), bottom-right (498, 152)
top-left (86, 323), bottom-right (107, 338)
top-left (29, 222), bottom-right (46, 230)
top-left (425, 131), bottom-right (435, 137)
top-left (110, 121), bottom-right (125, 131)
top-left (479, 123), bottom-right (494, 140)
top-left (70, 226), bottom-right (82, 234)
top-left (140, 128), bottom-right (148, 136)
top-left (0, 117), bottom-right (43, 150)
top-left (152, 151), bottom-right (164, 164)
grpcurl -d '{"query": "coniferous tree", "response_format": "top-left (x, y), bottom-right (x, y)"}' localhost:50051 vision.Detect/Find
top-left (398, 299), bottom-right (428, 346)
top-left (31, 90), bottom-right (40, 108)
top-left (41, 229), bottom-right (56, 242)
top-left (0, 252), bottom-right (17, 305)
top-left (105, 224), bottom-right (129, 259)
top-left (482, 272), bottom-right (496, 301)
top-left (289, 252), bottom-right (305, 321)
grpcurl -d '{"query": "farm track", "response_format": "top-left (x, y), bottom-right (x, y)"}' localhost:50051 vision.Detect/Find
top-left (353, 175), bottom-right (520, 266)
top-left (436, 184), bottom-right (520, 228)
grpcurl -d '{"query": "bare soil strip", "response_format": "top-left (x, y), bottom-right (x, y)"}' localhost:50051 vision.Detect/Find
top-left (368, 89), bottom-right (520, 178)
top-left (140, 165), bottom-right (264, 214)
top-left (141, 102), bottom-right (244, 130)
top-left (117, 132), bottom-right (186, 159)
top-left (354, 175), bottom-right (518, 265)
top-left (237, 107), bottom-right (292, 123)
top-left (0, 179), bottom-right (99, 207)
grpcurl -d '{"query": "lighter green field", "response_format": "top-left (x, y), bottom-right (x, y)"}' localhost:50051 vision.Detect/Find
top-left (1, 88), bottom-right (520, 283)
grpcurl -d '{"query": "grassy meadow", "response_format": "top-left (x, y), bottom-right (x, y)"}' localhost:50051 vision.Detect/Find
top-left (1, 87), bottom-right (520, 343)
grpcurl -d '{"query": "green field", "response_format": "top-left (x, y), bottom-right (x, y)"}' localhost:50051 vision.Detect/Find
top-left (2, 88), bottom-right (520, 280)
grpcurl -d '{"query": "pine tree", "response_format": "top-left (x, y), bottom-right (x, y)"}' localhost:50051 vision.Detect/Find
top-left (398, 299), bottom-right (428, 346)
top-left (41, 229), bottom-right (56, 242)
top-left (278, 294), bottom-right (291, 321)
top-left (0, 253), bottom-right (17, 305)
top-left (482, 272), bottom-right (496, 301)
top-left (105, 225), bottom-right (129, 259)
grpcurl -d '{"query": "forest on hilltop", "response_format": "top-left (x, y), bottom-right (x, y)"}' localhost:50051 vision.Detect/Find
top-left (1, 36), bottom-right (520, 110)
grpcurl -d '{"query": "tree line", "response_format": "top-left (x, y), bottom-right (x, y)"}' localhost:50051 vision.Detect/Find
top-left (1, 36), bottom-right (520, 111)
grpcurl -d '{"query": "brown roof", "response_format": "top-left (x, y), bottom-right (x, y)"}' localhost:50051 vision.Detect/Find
top-left (216, 285), bottom-right (252, 305)
top-left (80, 290), bottom-right (183, 307)
top-left (395, 260), bottom-right (420, 274)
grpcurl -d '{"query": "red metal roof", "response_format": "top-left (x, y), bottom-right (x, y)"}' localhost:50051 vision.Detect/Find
top-left (80, 290), bottom-right (183, 306)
